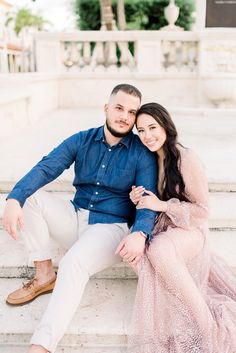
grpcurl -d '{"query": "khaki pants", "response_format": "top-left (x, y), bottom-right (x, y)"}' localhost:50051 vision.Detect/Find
top-left (21, 190), bottom-right (128, 353)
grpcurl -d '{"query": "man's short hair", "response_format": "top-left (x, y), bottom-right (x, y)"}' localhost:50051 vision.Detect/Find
top-left (110, 84), bottom-right (142, 101)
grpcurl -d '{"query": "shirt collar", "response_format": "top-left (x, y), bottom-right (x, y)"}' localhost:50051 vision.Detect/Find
top-left (94, 126), bottom-right (133, 149)
top-left (94, 126), bottom-right (104, 142)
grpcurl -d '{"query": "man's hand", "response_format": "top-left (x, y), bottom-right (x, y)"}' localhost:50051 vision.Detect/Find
top-left (3, 199), bottom-right (24, 240)
top-left (115, 232), bottom-right (146, 266)
top-left (129, 185), bottom-right (145, 205)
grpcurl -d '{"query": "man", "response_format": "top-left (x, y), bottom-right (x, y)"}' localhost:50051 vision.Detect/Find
top-left (3, 84), bottom-right (158, 353)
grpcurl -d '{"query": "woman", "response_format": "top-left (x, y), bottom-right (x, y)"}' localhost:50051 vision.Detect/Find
top-left (128, 102), bottom-right (236, 353)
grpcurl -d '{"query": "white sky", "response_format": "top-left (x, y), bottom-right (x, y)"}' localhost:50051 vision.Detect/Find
top-left (8, 0), bottom-right (77, 31)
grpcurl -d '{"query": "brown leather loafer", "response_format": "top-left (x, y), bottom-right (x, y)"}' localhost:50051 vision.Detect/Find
top-left (6, 274), bottom-right (57, 306)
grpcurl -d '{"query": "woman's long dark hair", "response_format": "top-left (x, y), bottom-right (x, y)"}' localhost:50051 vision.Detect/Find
top-left (136, 102), bottom-right (190, 202)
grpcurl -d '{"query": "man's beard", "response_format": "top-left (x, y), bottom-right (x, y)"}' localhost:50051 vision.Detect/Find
top-left (106, 119), bottom-right (133, 138)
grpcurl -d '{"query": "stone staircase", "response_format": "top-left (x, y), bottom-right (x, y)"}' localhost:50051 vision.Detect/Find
top-left (0, 107), bottom-right (236, 352)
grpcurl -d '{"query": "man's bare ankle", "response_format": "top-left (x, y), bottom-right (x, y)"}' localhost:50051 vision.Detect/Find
top-left (27, 344), bottom-right (48, 353)
top-left (34, 260), bottom-right (56, 285)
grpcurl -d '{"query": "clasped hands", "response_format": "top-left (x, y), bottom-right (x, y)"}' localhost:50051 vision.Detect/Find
top-left (115, 231), bottom-right (146, 266)
top-left (130, 185), bottom-right (167, 212)
top-left (115, 186), bottom-right (167, 266)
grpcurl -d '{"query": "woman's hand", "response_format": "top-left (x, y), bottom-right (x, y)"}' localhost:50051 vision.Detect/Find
top-left (136, 190), bottom-right (167, 212)
top-left (129, 185), bottom-right (145, 205)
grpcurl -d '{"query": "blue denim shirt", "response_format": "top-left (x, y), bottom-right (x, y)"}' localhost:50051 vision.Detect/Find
top-left (8, 126), bottom-right (158, 239)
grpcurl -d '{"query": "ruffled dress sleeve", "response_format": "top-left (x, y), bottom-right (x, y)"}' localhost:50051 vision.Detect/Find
top-left (166, 149), bottom-right (209, 230)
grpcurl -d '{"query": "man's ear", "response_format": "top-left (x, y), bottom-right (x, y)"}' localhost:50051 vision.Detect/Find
top-left (104, 103), bottom-right (108, 113)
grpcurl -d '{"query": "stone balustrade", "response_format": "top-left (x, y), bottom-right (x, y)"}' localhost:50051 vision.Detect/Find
top-left (1, 28), bottom-right (236, 120)
top-left (0, 44), bottom-right (35, 73)
top-left (34, 30), bottom-right (199, 74)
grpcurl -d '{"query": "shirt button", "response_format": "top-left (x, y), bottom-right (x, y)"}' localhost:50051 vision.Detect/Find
top-left (102, 164), bottom-right (105, 168)
top-left (97, 182), bottom-right (100, 185)
top-left (90, 204), bottom-right (93, 208)
top-left (95, 192), bottom-right (98, 195)
top-left (108, 148), bottom-right (111, 152)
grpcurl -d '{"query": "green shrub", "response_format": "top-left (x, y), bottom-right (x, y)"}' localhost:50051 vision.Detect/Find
top-left (74, 0), bottom-right (195, 31)
top-left (74, 0), bottom-right (101, 30)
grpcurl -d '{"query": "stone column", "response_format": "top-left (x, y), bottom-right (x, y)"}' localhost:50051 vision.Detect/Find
top-left (199, 29), bottom-right (236, 107)
top-left (34, 34), bottom-right (62, 73)
top-left (136, 34), bottom-right (162, 74)
top-left (194, 0), bottom-right (207, 30)
top-left (0, 43), bottom-right (8, 73)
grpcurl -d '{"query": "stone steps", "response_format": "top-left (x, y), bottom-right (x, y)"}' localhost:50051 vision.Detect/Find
top-left (0, 347), bottom-right (126, 353)
top-left (0, 278), bottom-right (134, 352)
top-left (1, 190), bottom-right (236, 229)
top-left (1, 179), bottom-right (236, 193)
top-left (0, 229), bottom-right (235, 279)
top-left (0, 229), bottom-right (235, 352)
top-left (0, 228), bottom-right (136, 279)
top-left (0, 189), bottom-right (236, 279)
top-left (0, 107), bottom-right (235, 352)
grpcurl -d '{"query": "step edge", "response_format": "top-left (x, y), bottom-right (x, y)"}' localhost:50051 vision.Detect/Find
top-left (1, 181), bottom-right (236, 193)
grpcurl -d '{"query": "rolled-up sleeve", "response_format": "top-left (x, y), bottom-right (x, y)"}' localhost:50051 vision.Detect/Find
top-left (7, 133), bottom-right (80, 207)
top-left (132, 148), bottom-right (158, 240)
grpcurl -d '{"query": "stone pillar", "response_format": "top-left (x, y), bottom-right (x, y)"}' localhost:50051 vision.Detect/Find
top-left (136, 36), bottom-right (162, 74)
top-left (194, 1), bottom-right (236, 107)
top-left (194, 0), bottom-right (207, 30)
top-left (199, 31), bottom-right (236, 107)
top-left (0, 43), bottom-right (8, 73)
top-left (34, 35), bottom-right (62, 73)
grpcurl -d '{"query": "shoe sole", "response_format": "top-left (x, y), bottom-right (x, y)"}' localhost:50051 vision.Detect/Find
top-left (6, 288), bottom-right (54, 306)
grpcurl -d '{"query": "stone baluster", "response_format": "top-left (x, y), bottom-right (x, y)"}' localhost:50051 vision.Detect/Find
top-left (181, 42), bottom-right (188, 69)
top-left (24, 53), bottom-right (30, 72)
top-left (70, 42), bottom-right (79, 64)
top-left (94, 41), bottom-right (105, 71)
top-left (175, 40), bottom-right (182, 71)
top-left (70, 42), bottom-right (81, 71)
top-left (16, 53), bottom-right (22, 72)
top-left (188, 42), bottom-right (197, 72)
top-left (82, 42), bottom-right (91, 70)
top-left (20, 50), bottom-right (26, 72)
top-left (63, 42), bottom-right (74, 70)
top-left (29, 46), bottom-right (36, 72)
top-left (13, 54), bottom-right (18, 72)
top-left (162, 40), bottom-right (171, 70)
top-left (119, 41), bottom-right (131, 72)
top-left (168, 42), bottom-right (177, 71)
top-left (8, 53), bottom-right (14, 73)
top-left (106, 40), bottom-right (118, 72)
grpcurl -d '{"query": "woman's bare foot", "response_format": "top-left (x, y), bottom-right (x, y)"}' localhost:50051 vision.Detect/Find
top-left (27, 344), bottom-right (48, 353)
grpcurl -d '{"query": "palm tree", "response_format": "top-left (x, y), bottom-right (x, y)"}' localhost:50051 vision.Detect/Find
top-left (6, 8), bottom-right (49, 35)
top-left (99, 0), bottom-right (126, 30)
top-left (117, 0), bottom-right (126, 30)
top-left (99, 0), bottom-right (114, 30)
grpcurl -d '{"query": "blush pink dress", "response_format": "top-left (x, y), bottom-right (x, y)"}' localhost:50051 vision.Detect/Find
top-left (128, 148), bottom-right (236, 353)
